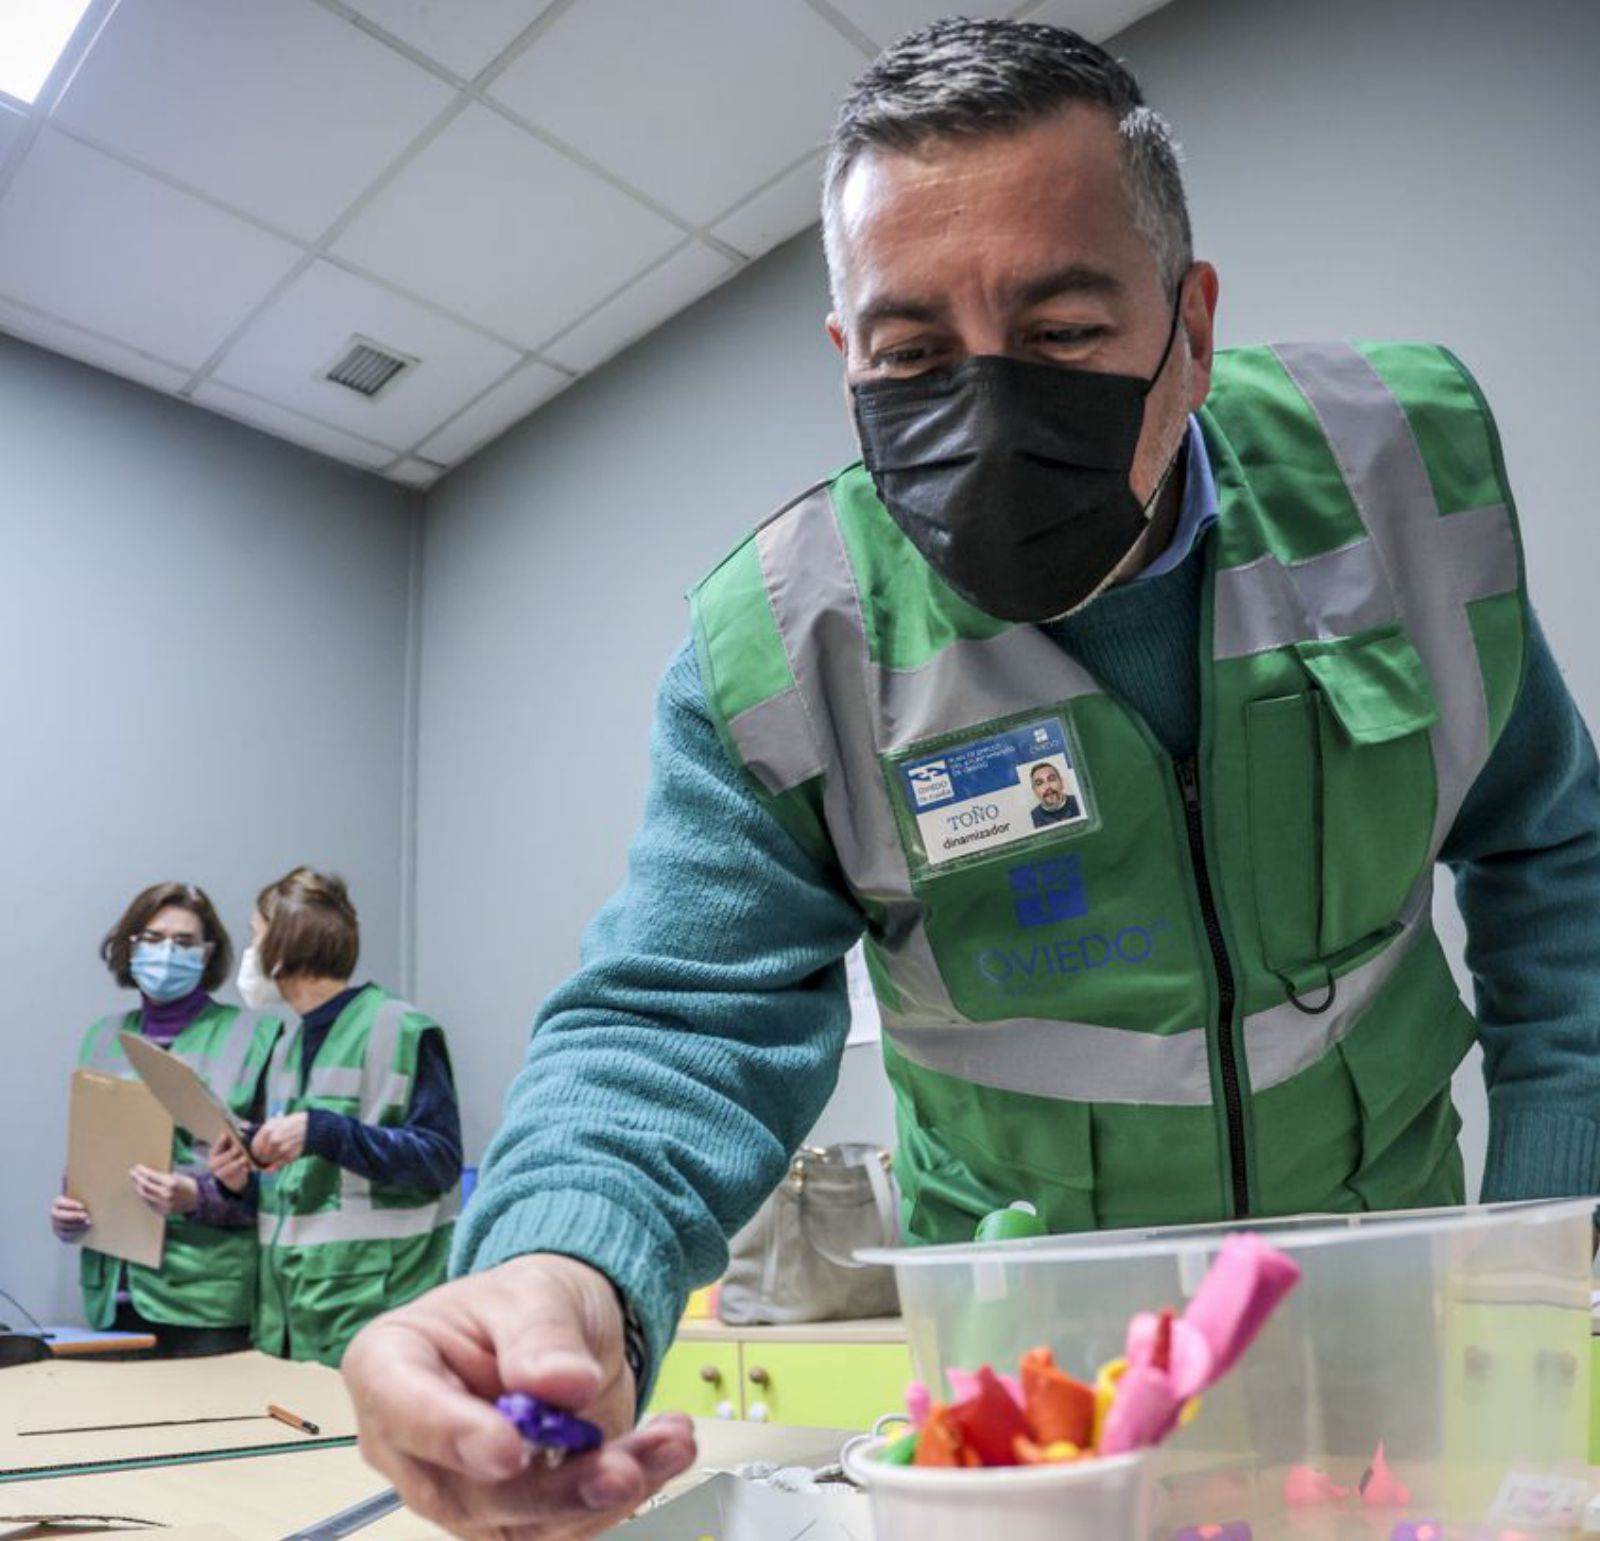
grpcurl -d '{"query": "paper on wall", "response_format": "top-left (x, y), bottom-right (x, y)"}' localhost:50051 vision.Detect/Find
top-left (845, 943), bottom-right (881, 1047)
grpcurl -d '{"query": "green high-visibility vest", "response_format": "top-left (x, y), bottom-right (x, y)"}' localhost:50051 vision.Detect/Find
top-left (76, 1002), bottom-right (282, 1329)
top-left (255, 984), bottom-right (457, 1367)
top-left (691, 341), bottom-right (1526, 1240)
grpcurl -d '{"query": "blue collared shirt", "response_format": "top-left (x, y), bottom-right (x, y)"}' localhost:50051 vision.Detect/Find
top-left (1132, 415), bottom-right (1218, 583)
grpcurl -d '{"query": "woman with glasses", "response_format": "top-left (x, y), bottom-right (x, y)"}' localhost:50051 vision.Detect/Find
top-left (210, 867), bottom-right (462, 1367)
top-left (51, 881), bottom-right (283, 1356)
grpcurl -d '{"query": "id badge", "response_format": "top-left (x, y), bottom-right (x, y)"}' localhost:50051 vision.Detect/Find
top-left (888, 709), bottom-right (1096, 878)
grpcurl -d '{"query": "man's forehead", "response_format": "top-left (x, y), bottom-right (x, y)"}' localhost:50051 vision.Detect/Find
top-left (834, 112), bottom-right (1151, 312)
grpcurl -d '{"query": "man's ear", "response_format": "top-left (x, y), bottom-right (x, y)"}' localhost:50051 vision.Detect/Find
top-left (1182, 262), bottom-right (1220, 411)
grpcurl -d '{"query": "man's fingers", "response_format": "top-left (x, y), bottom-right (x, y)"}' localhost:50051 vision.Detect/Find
top-left (381, 1416), bottom-right (698, 1532)
top-left (487, 1265), bottom-right (613, 1408)
top-left (347, 1323), bottom-right (531, 1483)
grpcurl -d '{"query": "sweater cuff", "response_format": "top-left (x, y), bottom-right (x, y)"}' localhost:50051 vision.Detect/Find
top-left (1481, 1106), bottom-right (1600, 1202)
top-left (303, 1108), bottom-right (346, 1162)
top-left (449, 1187), bottom-right (686, 1411)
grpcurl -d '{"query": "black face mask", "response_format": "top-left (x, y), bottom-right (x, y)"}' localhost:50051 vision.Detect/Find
top-left (852, 302), bottom-right (1183, 623)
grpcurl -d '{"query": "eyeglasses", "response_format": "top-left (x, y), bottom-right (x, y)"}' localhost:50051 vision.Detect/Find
top-left (130, 930), bottom-right (212, 952)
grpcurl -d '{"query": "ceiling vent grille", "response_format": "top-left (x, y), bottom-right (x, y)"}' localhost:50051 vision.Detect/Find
top-left (321, 335), bottom-right (417, 399)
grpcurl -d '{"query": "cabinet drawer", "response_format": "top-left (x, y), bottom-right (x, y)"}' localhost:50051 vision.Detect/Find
top-left (740, 1342), bottom-right (912, 1432)
top-left (647, 1340), bottom-right (740, 1420)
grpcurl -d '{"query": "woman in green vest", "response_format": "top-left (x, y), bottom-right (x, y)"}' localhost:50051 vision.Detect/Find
top-left (210, 866), bottom-right (462, 1368)
top-left (50, 881), bottom-right (282, 1357)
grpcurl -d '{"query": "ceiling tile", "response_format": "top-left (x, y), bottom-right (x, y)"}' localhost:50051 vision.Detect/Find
top-left (0, 297), bottom-right (190, 394)
top-left (417, 357), bottom-right (569, 463)
top-left (212, 260), bottom-right (521, 451)
top-left (825, 0), bottom-right (1019, 49)
top-left (331, 103), bottom-right (682, 349)
top-left (711, 151), bottom-right (824, 261)
top-left (0, 129), bottom-right (302, 368)
top-left (192, 380), bottom-right (397, 468)
top-left (339, 0), bottom-right (557, 80)
top-left (1019, 0), bottom-right (1171, 43)
top-left (52, 0), bottom-right (454, 241)
top-left (489, 0), bottom-right (864, 227)
top-left (387, 456), bottom-right (448, 488)
top-left (544, 242), bottom-right (734, 374)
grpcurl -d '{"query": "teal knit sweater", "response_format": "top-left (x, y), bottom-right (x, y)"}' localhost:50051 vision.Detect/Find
top-left (455, 476), bottom-right (1600, 1391)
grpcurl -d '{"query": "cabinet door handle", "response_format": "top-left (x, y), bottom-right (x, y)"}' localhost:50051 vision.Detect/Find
top-left (747, 1365), bottom-right (770, 1388)
top-left (699, 1365), bottom-right (723, 1386)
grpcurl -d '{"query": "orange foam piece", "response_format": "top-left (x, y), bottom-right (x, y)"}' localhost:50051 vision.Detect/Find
top-left (915, 1404), bottom-right (978, 1467)
top-left (1020, 1347), bottom-right (1096, 1449)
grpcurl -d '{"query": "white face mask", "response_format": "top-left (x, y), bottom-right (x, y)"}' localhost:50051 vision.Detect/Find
top-left (237, 944), bottom-right (283, 1011)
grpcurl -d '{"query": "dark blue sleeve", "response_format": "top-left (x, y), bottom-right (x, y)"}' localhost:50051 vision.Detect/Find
top-left (303, 1028), bottom-right (463, 1195)
top-left (1442, 609), bottom-right (1600, 1200)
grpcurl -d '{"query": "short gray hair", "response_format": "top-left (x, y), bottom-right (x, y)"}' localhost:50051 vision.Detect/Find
top-left (822, 19), bottom-right (1191, 307)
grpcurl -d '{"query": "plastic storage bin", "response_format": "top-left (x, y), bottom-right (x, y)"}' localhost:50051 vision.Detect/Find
top-left (861, 1200), bottom-right (1593, 1538)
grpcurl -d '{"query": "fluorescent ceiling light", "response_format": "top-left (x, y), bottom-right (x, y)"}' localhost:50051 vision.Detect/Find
top-left (0, 0), bottom-right (96, 106)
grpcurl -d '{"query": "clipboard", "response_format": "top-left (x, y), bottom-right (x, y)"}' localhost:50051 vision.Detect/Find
top-left (66, 1070), bottom-right (171, 1270)
top-left (118, 1032), bottom-right (254, 1159)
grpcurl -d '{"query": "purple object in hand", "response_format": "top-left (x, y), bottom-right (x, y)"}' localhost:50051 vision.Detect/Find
top-left (495, 1393), bottom-right (603, 1465)
top-left (1173, 1526), bottom-right (1252, 1540)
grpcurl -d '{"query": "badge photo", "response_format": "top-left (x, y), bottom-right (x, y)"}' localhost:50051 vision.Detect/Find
top-left (891, 713), bottom-right (1094, 875)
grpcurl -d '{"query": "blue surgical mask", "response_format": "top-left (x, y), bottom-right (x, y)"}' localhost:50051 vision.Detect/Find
top-left (130, 940), bottom-right (207, 1003)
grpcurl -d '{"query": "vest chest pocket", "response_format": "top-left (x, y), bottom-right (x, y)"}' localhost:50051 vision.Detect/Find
top-left (1247, 624), bottom-right (1439, 987)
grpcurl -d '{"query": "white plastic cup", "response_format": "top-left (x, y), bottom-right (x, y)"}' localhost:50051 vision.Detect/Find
top-left (843, 1436), bottom-right (1155, 1541)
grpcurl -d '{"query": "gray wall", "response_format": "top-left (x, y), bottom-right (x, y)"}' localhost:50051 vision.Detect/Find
top-left (416, 0), bottom-right (1600, 1203)
top-left (1118, 0), bottom-right (1600, 1198)
top-left (0, 334), bottom-right (417, 1324)
top-left (414, 234), bottom-right (868, 1165)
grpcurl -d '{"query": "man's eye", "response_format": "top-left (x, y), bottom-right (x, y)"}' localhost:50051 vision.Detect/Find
top-left (870, 345), bottom-right (940, 373)
top-left (1034, 326), bottom-right (1106, 348)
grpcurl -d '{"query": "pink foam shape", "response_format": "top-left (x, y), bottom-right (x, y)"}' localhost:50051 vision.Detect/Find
top-left (1125, 1312), bottom-right (1215, 1400)
top-left (905, 1381), bottom-right (932, 1427)
top-left (1284, 1466), bottom-right (1352, 1507)
top-left (1359, 1441), bottom-right (1411, 1507)
top-left (1098, 1363), bottom-right (1185, 1456)
top-left (1181, 1233), bottom-right (1302, 1385)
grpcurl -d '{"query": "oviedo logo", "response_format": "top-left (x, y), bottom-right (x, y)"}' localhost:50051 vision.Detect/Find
top-left (976, 856), bottom-right (1168, 991)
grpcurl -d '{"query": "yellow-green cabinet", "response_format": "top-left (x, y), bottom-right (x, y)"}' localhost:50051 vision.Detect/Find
top-left (649, 1335), bottom-right (911, 1431)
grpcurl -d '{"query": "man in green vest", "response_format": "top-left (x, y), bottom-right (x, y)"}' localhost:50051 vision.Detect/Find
top-left (342, 19), bottom-right (1600, 1533)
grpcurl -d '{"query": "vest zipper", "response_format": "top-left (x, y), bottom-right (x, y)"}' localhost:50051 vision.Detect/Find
top-left (1174, 753), bottom-right (1250, 1218)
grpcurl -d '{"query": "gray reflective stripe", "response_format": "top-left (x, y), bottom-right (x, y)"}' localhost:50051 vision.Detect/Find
top-left (1273, 344), bottom-right (1506, 850)
top-left (885, 1015), bottom-right (1214, 1105)
top-left (1243, 883), bottom-right (1431, 1092)
top-left (1437, 501), bottom-right (1520, 605)
top-left (876, 628), bottom-right (1101, 753)
top-left (195, 1009), bottom-right (264, 1101)
top-left (1214, 538), bottom-right (1398, 659)
top-left (886, 888), bottom-right (1432, 1105)
top-left (757, 492), bottom-right (956, 1017)
top-left (727, 686), bottom-right (823, 795)
top-left (360, 998), bottom-right (420, 1120)
top-left (267, 1028), bottom-right (300, 1110)
top-left (307, 1066), bottom-right (367, 1100)
top-left (81, 1014), bottom-right (136, 1073)
top-left (264, 1198), bottom-right (450, 1246)
top-left (1213, 504), bottom-right (1517, 661)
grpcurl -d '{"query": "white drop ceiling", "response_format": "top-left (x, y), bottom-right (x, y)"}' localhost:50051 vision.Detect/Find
top-left (0, 0), bottom-right (1170, 489)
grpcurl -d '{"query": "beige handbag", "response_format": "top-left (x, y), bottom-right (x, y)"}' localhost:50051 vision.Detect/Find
top-left (718, 1143), bottom-right (901, 1326)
